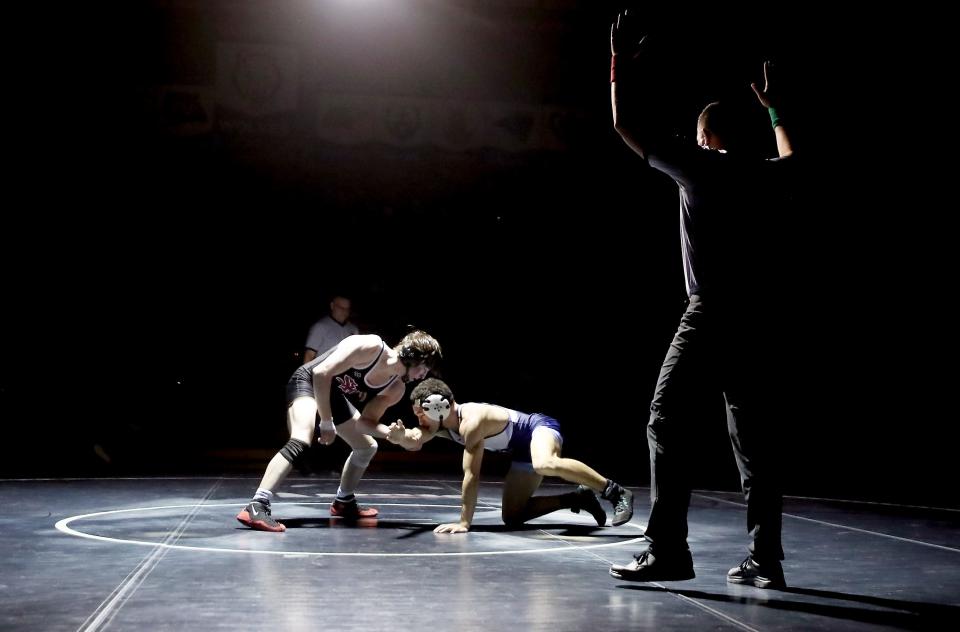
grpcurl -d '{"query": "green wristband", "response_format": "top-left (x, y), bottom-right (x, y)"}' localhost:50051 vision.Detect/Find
top-left (768, 107), bottom-right (782, 129)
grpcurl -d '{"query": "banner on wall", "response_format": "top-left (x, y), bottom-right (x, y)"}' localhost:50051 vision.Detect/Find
top-left (158, 85), bottom-right (215, 136)
top-left (316, 94), bottom-right (584, 152)
top-left (216, 43), bottom-right (299, 117)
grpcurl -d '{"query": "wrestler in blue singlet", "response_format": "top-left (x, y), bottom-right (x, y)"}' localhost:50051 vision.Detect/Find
top-left (446, 404), bottom-right (563, 465)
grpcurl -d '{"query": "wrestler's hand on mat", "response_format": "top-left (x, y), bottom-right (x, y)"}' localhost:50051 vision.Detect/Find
top-left (434, 522), bottom-right (469, 534)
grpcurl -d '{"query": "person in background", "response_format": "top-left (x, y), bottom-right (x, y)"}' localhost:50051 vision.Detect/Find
top-left (303, 293), bottom-right (359, 363)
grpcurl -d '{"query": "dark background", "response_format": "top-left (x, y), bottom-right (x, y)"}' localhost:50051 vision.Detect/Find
top-left (2, 2), bottom-right (952, 507)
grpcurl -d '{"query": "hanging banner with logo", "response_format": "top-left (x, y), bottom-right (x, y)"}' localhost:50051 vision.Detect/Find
top-left (316, 94), bottom-right (581, 153)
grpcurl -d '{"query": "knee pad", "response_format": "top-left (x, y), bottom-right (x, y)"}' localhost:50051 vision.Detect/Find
top-left (348, 444), bottom-right (378, 468)
top-left (279, 438), bottom-right (311, 467)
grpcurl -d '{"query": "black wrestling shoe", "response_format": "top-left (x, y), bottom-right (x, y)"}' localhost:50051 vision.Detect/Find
top-left (602, 483), bottom-right (634, 526)
top-left (571, 485), bottom-right (607, 527)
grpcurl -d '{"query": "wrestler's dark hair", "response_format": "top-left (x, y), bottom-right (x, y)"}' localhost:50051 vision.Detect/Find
top-left (395, 330), bottom-right (443, 369)
top-left (410, 378), bottom-right (455, 406)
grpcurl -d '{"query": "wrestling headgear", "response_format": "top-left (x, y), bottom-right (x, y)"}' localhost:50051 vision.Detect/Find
top-left (421, 392), bottom-right (451, 423)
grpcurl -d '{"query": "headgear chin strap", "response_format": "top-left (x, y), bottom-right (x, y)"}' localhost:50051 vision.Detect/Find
top-left (421, 393), bottom-right (451, 424)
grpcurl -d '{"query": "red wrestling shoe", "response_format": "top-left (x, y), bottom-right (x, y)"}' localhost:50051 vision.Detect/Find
top-left (330, 498), bottom-right (379, 519)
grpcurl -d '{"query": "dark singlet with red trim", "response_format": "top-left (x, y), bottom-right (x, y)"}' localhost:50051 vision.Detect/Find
top-left (305, 338), bottom-right (398, 410)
